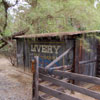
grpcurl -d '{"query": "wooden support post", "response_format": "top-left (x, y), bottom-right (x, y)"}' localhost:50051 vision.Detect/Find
top-left (74, 39), bottom-right (80, 84)
top-left (70, 39), bottom-right (76, 94)
top-left (32, 56), bottom-right (39, 100)
top-left (96, 41), bottom-right (100, 77)
top-left (32, 59), bottom-right (35, 99)
top-left (72, 39), bottom-right (76, 82)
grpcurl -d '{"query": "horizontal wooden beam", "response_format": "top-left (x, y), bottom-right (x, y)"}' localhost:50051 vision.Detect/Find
top-left (79, 59), bottom-right (96, 65)
top-left (40, 74), bottom-right (100, 100)
top-left (39, 96), bottom-right (46, 100)
top-left (50, 65), bottom-right (72, 70)
top-left (39, 68), bottom-right (100, 85)
top-left (39, 85), bottom-right (82, 100)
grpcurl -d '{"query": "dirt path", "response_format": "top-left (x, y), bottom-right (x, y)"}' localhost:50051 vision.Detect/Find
top-left (0, 55), bottom-right (32, 100)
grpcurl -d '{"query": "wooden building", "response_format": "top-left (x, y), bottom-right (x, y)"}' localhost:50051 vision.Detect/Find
top-left (15, 30), bottom-right (100, 77)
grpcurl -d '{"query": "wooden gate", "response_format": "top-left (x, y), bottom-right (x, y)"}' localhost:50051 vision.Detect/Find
top-left (39, 68), bottom-right (100, 100)
top-left (32, 56), bottom-right (100, 100)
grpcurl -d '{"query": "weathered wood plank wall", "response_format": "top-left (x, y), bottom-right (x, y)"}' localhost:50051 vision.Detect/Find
top-left (16, 38), bottom-right (24, 67)
top-left (29, 38), bottom-right (74, 69)
top-left (16, 35), bottom-right (98, 77)
top-left (75, 36), bottom-right (97, 77)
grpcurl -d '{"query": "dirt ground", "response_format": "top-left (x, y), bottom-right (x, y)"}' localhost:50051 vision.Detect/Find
top-left (0, 55), bottom-right (32, 100)
top-left (0, 55), bottom-right (100, 100)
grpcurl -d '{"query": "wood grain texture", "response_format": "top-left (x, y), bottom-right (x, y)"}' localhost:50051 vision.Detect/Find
top-left (39, 67), bottom-right (100, 85)
top-left (32, 56), bottom-right (39, 100)
top-left (39, 85), bottom-right (82, 100)
top-left (45, 47), bottom-right (73, 69)
top-left (40, 73), bottom-right (100, 100)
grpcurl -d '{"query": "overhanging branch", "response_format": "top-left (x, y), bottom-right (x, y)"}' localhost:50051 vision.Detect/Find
top-left (0, 28), bottom-right (29, 49)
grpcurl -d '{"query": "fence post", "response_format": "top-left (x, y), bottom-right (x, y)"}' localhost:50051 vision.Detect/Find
top-left (32, 56), bottom-right (39, 100)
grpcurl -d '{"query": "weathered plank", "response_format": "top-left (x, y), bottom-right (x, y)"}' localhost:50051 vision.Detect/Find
top-left (40, 74), bottom-right (100, 100)
top-left (39, 68), bottom-right (100, 85)
top-left (35, 56), bottom-right (39, 100)
top-left (53, 70), bottom-right (100, 85)
top-left (74, 39), bottom-right (80, 74)
top-left (16, 39), bottom-right (24, 67)
top-left (24, 39), bottom-right (30, 69)
top-left (79, 59), bottom-right (96, 65)
top-left (48, 65), bottom-right (72, 70)
top-left (45, 47), bottom-right (73, 69)
top-left (32, 60), bottom-right (35, 99)
top-left (39, 96), bottom-right (46, 100)
top-left (72, 39), bottom-right (78, 85)
top-left (39, 85), bottom-right (82, 100)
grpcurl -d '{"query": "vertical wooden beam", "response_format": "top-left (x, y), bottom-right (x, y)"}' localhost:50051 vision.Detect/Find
top-left (35, 56), bottom-right (39, 100)
top-left (73, 39), bottom-right (80, 84)
top-left (74, 39), bottom-right (80, 73)
top-left (32, 56), bottom-right (39, 100)
top-left (72, 39), bottom-right (76, 74)
top-left (96, 41), bottom-right (100, 77)
top-left (70, 38), bottom-right (76, 94)
top-left (23, 38), bottom-right (26, 72)
top-left (71, 39), bottom-right (76, 86)
top-left (32, 59), bottom-right (35, 99)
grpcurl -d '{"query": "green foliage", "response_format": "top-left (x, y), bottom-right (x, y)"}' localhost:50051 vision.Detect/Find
top-left (0, 3), bottom-right (6, 33)
top-left (1, 0), bottom-right (100, 36)
top-left (21, 0), bottom-right (100, 34)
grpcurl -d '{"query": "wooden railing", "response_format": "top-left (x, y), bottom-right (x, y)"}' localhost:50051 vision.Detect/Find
top-left (32, 43), bottom-right (99, 100)
top-left (32, 56), bottom-right (100, 100)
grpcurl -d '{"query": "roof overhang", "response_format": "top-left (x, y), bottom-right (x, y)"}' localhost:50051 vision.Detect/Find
top-left (15, 30), bottom-right (100, 39)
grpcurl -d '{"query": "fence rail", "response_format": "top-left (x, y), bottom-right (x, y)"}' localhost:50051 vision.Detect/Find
top-left (39, 73), bottom-right (100, 100)
top-left (39, 84), bottom-right (82, 100)
top-left (39, 67), bottom-right (100, 85)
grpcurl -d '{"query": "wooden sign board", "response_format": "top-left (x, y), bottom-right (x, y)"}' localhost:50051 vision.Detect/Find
top-left (30, 41), bottom-right (73, 68)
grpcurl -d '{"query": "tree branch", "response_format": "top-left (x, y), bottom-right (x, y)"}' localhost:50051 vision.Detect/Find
top-left (0, 28), bottom-right (29, 49)
top-left (0, 42), bottom-right (7, 49)
top-left (1, 0), bottom-right (19, 36)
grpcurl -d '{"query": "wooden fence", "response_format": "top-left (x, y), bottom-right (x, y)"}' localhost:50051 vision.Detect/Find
top-left (32, 56), bottom-right (100, 100)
